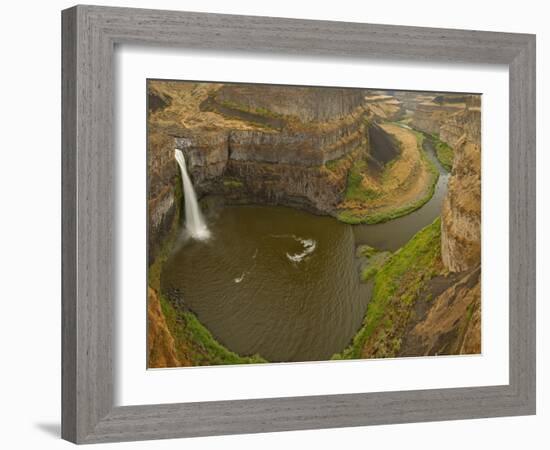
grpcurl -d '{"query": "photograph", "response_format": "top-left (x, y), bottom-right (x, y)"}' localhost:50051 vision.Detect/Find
top-left (2, 0), bottom-right (543, 447)
top-left (146, 80), bottom-right (482, 368)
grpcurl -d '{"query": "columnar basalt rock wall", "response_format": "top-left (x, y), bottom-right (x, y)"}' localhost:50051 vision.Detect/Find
top-left (440, 105), bottom-right (481, 149)
top-left (171, 110), bottom-right (368, 214)
top-left (175, 131), bottom-right (229, 184)
top-left (391, 91), bottom-right (437, 114)
top-left (215, 85), bottom-right (366, 121)
top-left (364, 94), bottom-right (405, 121)
top-left (409, 97), bottom-right (482, 356)
top-left (440, 107), bottom-right (482, 273)
top-left (227, 112), bottom-right (365, 166)
top-left (411, 102), bottom-right (466, 135)
top-left (148, 84), bottom-right (371, 256)
top-left (147, 131), bottom-right (180, 262)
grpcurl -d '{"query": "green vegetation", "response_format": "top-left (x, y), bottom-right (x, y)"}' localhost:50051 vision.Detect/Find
top-left (336, 209), bottom-right (369, 225)
top-left (204, 95), bottom-right (281, 130)
top-left (336, 130), bottom-right (439, 225)
top-left (435, 141), bottom-right (454, 171)
top-left (343, 159), bottom-right (380, 202)
top-left (148, 175), bottom-right (267, 366)
top-left (424, 132), bottom-right (454, 171)
top-left (218, 98), bottom-right (247, 113)
top-left (337, 174), bottom-right (438, 224)
top-left (159, 294), bottom-right (266, 365)
top-left (360, 251), bottom-right (391, 282)
top-left (356, 245), bottom-right (391, 281)
top-left (325, 156), bottom-right (347, 172)
top-left (218, 99), bottom-right (283, 119)
top-left (223, 177), bottom-right (244, 188)
top-left (333, 218), bottom-right (442, 360)
top-left (356, 244), bottom-right (377, 258)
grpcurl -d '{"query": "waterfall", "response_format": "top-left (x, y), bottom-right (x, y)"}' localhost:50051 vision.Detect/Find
top-left (174, 149), bottom-right (211, 240)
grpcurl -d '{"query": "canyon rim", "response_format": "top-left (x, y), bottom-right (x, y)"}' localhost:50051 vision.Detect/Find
top-left (146, 80), bottom-right (482, 368)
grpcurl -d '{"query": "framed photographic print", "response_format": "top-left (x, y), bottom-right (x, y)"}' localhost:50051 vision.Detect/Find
top-left (62, 5), bottom-right (536, 444)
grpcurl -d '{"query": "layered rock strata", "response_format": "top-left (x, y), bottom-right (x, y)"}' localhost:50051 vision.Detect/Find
top-left (412, 103), bottom-right (482, 355)
top-left (440, 107), bottom-right (482, 273)
top-left (364, 93), bottom-right (405, 121)
top-left (148, 82), bottom-right (370, 259)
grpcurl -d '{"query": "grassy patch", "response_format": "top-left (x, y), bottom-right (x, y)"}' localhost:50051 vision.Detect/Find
top-left (218, 99), bottom-right (283, 119)
top-left (148, 174), bottom-right (267, 366)
top-left (325, 157), bottom-right (347, 172)
top-left (336, 131), bottom-right (439, 225)
top-left (336, 210), bottom-right (367, 225)
top-left (361, 251), bottom-right (391, 282)
top-left (435, 141), bottom-right (454, 171)
top-left (223, 177), bottom-right (244, 188)
top-left (343, 159), bottom-right (381, 202)
top-left (426, 132), bottom-right (454, 171)
top-left (356, 245), bottom-right (377, 258)
top-left (361, 265), bottom-right (380, 282)
top-left (333, 218), bottom-right (442, 360)
top-left (159, 295), bottom-right (266, 366)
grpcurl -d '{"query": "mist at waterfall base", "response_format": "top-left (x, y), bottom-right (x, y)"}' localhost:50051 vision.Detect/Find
top-left (174, 149), bottom-right (211, 241)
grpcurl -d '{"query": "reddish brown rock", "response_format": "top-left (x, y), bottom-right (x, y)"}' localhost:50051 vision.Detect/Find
top-left (147, 288), bottom-right (180, 368)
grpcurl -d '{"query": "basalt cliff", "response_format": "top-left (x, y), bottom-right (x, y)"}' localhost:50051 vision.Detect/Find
top-left (148, 83), bottom-right (368, 261)
top-left (407, 103), bottom-right (481, 355)
top-left (148, 83), bottom-right (434, 261)
top-left (340, 94), bottom-right (482, 359)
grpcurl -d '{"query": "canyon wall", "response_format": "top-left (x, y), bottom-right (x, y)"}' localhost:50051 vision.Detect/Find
top-left (440, 107), bottom-right (482, 272)
top-left (176, 109), bottom-right (368, 213)
top-left (440, 96), bottom-right (481, 148)
top-left (402, 266), bottom-right (481, 356)
top-left (363, 93), bottom-right (405, 121)
top-left (214, 85), bottom-right (367, 121)
top-left (147, 130), bottom-right (180, 262)
top-left (147, 287), bottom-right (180, 367)
top-left (148, 82), bottom-right (371, 260)
top-left (383, 90), bottom-right (482, 273)
top-left (411, 101), bottom-right (465, 135)
top-left (405, 101), bottom-right (482, 356)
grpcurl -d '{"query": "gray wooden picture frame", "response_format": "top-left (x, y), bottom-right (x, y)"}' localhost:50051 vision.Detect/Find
top-left (61, 4), bottom-right (536, 444)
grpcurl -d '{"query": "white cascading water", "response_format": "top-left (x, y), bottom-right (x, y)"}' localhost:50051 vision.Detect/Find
top-left (174, 149), bottom-right (211, 240)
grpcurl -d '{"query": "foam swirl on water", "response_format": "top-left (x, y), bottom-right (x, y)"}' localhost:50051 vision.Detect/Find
top-left (286, 237), bottom-right (317, 263)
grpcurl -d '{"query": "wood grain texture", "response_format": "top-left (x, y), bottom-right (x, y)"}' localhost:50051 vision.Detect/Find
top-left (61, 4), bottom-right (536, 444)
top-left (61, 6), bottom-right (77, 443)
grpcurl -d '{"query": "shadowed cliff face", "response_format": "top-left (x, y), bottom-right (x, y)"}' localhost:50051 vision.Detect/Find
top-left (367, 121), bottom-right (401, 167)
